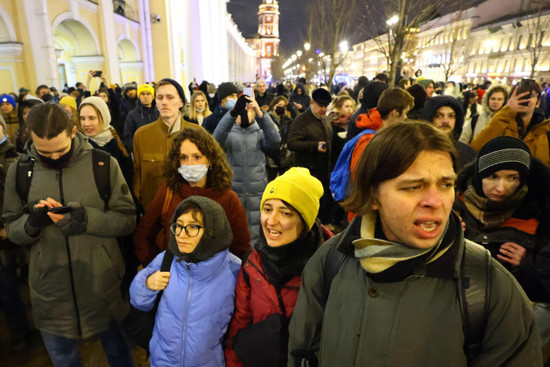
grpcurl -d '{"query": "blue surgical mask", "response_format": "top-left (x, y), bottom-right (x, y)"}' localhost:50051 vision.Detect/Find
top-left (225, 98), bottom-right (237, 110)
top-left (177, 164), bottom-right (209, 183)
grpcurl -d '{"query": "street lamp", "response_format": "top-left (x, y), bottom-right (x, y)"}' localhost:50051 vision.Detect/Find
top-left (297, 50), bottom-right (303, 57)
top-left (386, 15), bottom-right (399, 27)
top-left (304, 42), bottom-right (311, 51)
top-left (339, 40), bottom-right (349, 53)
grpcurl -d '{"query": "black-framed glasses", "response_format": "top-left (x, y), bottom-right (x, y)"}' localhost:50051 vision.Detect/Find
top-left (170, 223), bottom-right (204, 238)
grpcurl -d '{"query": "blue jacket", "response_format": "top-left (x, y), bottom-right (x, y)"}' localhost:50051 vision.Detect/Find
top-left (213, 111), bottom-right (280, 244)
top-left (130, 250), bottom-right (241, 367)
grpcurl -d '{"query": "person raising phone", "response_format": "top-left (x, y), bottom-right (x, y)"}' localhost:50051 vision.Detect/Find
top-left (471, 79), bottom-right (550, 167)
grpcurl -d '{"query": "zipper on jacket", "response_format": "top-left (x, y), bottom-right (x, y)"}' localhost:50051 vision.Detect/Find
top-left (58, 169), bottom-right (83, 336)
top-left (181, 263), bottom-right (192, 366)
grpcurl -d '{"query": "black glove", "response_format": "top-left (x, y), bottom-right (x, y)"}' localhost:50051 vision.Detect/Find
top-left (55, 203), bottom-right (88, 236)
top-left (26, 206), bottom-right (53, 229)
top-left (239, 110), bottom-right (250, 128)
top-left (230, 95), bottom-right (248, 117)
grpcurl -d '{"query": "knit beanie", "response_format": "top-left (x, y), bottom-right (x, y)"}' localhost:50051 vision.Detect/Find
top-left (474, 136), bottom-right (531, 194)
top-left (168, 196), bottom-right (232, 263)
top-left (137, 83), bottom-right (155, 98)
top-left (261, 167), bottom-right (324, 231)
top-left (59, 96), bottom-right (77, 111)
top-left (217, 82), bottom-right (238, 101)
top-left (416, 78), bottom-right (434, 90)
top-left (159, 78), bottom-right (187, 105)
top-left (123, 82), bottom-right (137, 95)
top-left (80, 96), bottom-right (111, 128)
top-left (0, 94), bottom-right (16, 108)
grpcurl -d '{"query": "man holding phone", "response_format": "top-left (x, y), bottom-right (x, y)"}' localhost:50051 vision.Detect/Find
top-left (471, 79), bottom-right (550, 167)
top-left (2, 103), bottom-right (137, 365)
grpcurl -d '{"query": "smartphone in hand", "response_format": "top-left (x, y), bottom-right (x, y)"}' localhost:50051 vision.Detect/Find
top-left (48, 206), bottom-right (72, 214)
top-left (243, 87), bottom-right (253, 98)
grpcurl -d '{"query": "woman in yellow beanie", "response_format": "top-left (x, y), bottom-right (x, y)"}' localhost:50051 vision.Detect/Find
top-left (59, 96), bottom-right (79, 127)
top-left (224, 167), bottom-right (332, 367)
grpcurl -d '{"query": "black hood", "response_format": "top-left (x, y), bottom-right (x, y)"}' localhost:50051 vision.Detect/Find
top-left (168, 196), bottom-right (232, 263)
top-left (422, 95), bottom-right (465, 140)
top-left (361, 81), bottom-right (388, 109)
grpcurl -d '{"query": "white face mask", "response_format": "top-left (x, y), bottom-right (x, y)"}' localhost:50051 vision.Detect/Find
top-left (209, 93), bottom-right (215, 98)
top-left (177, 164), bottom-right (209, 183)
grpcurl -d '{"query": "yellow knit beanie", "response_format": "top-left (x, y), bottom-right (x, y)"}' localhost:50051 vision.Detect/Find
top-left (137, 84), bottom-right (155, 98)
top-left (261, 167), bottom-right (324, 230)
top-left (59, 96), bottom-right (77, 111)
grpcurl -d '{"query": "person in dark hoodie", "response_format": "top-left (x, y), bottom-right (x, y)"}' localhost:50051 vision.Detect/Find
top-left (353, 76), bottom-right (369, 103)
top-left (406, 84), bottom-right (427, 120)
top-left (203, 82), bottom-right (239, 134)
top-left (15, 96), bottom-right (43, 152)
top-left (123, 83), bottom-right (159, 150)
top-left (289, 83), bottom-right (311, 114)
top-left (130, 196), bottom-right (240, 366)
top-left (346, 81), bottom-right (388, 140)
top-left (422, 95), bottom-right (477, 169)
top-left (120, 82), bottom-right (138, 119)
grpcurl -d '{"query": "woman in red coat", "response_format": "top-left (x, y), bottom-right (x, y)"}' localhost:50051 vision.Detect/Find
top-left (225, 167), bottom-right (329, 367)
top-left (134, 127), bottom-right (251, 266)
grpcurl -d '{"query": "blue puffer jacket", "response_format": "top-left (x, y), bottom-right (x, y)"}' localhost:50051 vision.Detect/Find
top-left (130, 250), bottom-right (241, 367)
top-left (213, 112), bottom-right (281, 245)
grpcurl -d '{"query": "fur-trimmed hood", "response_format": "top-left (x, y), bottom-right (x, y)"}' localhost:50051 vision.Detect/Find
top-left (480, 84), bottom-right (510, 116)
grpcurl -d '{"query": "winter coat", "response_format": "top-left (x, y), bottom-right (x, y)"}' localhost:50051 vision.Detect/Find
top-left (203, 104), bottom-right (230, 134)
top-left (287, 108), bottom-right (333, 184)
top-left (134, 184), bottom-right (251, 266)
top-left (123, 100), bottom-right (160, 150)
top-left (289, 83), bottom-right (311, 113)
top-left (0, 138), bottom-right (18, 230)
top-left (254, 90), bottom-right (274, 109)
top-left (460, 86), bottom-right (504, 144)
top-left (288, 214), bottom-right (541, 366)
top-left (454, 159), bottom-right (550, 302)
top-left (133, 116), bottom-right (201, 210)
top-left (130, 250), bottom-right (241, 367)
top-left (213, 112), bottom-right (280, 245)
top-left (2, 109), bottom-right (18, 146)
top-left (471, 106), bottom-right (550, 167)
top-left (3, 132), bottom-right (136, 339)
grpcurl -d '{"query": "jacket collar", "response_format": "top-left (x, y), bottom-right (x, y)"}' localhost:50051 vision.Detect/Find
top-left (173, 250), bottom-right (230, 281)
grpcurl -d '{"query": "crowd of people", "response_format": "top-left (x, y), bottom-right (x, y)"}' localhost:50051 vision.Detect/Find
top-left (0, 69), bottom-right (549, 366)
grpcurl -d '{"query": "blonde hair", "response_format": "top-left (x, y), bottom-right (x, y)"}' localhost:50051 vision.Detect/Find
top-left (188, 91), bottom-right (212, 121)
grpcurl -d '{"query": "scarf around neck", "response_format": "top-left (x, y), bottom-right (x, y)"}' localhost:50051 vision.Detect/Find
top-left (89, 126), bottom-right (114, 147)
top-left (352, 210), bottom-right (454, 282)
top-left (462, 181), bottom-right (527, 229)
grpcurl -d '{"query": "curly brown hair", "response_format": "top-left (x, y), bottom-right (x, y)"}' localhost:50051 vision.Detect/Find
top-left (164, 128), bottom-right (233, 191)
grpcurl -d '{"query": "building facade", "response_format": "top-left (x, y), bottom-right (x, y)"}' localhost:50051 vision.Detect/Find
top-left (0, 0), bottom-right (256, 96)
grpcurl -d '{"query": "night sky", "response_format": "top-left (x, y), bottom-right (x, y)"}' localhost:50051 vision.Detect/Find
top-left (227, 0), bottom-right (316, 56)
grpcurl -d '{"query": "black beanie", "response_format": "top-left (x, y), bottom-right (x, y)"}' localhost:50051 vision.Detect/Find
top-left (217, 82), bottom-right (239, 101)
top-left (159, 78), bottom-right (187, 106)
top-left (168, 196), bottom-right (232, 263)
top-left (474, 136), bottom-right (531, 195)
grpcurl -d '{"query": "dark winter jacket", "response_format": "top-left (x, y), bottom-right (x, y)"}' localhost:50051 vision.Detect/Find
top-left (0, 138), bottom-right (18, 230)
top-left (422, 95), bottom-right (477, 169)
top-left (123, 100), bottom-right (159, 150)
top-left (454, 159), bottom-right (550, 302)
top-left (255, 90), bottom-right (274, 109)
top-left (287, 108), bottom-right (333, 184)
top-left (289, 83), bottom-right (311, 113)
top-left (203, 104), bottom-right (230, 134)
top-left (346, 81), bottom-right (388, 140)
top-left (288, 213), bottom-right (541, 366)
top-left (3, 133), bottom-right (136, 338)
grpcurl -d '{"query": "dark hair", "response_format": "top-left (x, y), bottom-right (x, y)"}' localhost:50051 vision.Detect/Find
top-left (407, 84), bottom-right (427, 112)
top-left (343, 121), bottom-right (458, 215)
top-left (26, 102), bottom-right (73, 138)
top-left (35, 84), bottom-right (49, 95)
top-left (398, 78), bottom-right (410, 89)
top-left (484, 86), bottom-right (509, 110)
top-left (374, 73), bottom-right (389, 83)
top-left (174, 201), bottom-right (203, 225)
top-left (165, 128), bottom-right (233, 191)
top-left (377, 88), bottom-right (414, 119)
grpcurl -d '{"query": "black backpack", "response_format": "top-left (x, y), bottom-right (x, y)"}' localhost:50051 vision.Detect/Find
top-left (322, 240), bottom-right (491, 364)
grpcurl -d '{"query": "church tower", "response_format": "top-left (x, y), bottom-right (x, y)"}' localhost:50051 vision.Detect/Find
top-left (257, 0), bottom-right (280, 79)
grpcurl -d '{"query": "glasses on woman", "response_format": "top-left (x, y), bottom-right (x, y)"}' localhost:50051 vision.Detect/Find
top-left (170, 223), bottom-right (204, 237)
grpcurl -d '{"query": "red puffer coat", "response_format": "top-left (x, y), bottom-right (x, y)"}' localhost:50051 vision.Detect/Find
top-left (224, 225), bottom-right (333, 367)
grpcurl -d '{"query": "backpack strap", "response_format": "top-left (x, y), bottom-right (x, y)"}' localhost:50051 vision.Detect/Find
top-left (91, 149), bottom-right (112, 211)
top-left (15, 154), bottom-right (35, 206)
top-left (160, 188), bottom-right (173, 224)
top-left (160, 249), bottom-right (174, 272)
top-left (458, 240), bottom-right (492, 363)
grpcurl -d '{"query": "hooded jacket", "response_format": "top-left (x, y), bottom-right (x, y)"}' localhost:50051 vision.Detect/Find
top-left (130, 196), bottom-right (241, 367)
top-left (213, 111), bottom-right (281, 244)
top-left (422, 96), bottom-right (477, 169)
top-left (123, 100), bottom-right (160, 150)
top-left (289, 83), bottom-right (311, 113)
top-left (454, 158), bottom-right (550, 302)
top-left (459, 85), bottom-right (508, 144)
top-left (288, 213), bottom-right (541, 366)
top-left (3, 132), bottom-right (136, 338)
top-left (470, 106), bottom-right (550, 167)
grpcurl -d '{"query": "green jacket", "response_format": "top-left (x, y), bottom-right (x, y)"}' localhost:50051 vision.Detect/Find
top-left (288, 214), bottom-right (541, 367)
top-left (3, 132), bottom-right (136, 339)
